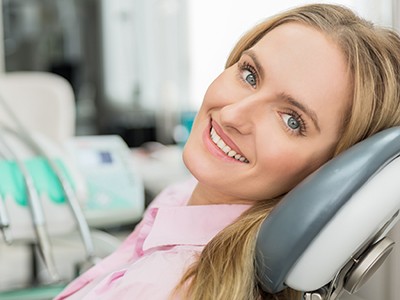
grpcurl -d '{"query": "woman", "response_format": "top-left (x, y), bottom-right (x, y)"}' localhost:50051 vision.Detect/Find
top-left (55, 3), bottom-right (400, 300)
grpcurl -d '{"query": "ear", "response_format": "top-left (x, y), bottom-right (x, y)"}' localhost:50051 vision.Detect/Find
top-left (256, 127), bottom-right (400, 295)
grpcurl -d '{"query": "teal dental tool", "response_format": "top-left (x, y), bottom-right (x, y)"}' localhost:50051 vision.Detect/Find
top-left (0, 131), bottom-right (60, 281)
top-left (0, 92), bottom-right (97, 274)
top-left (0, 157), bottom-right (72, 244)
top-left (0, 193), bottom-right (11, 244)
top-left (0, 158), bottom-right (74, 207)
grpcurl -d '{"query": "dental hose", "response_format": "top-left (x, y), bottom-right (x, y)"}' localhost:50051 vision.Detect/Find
top-left (0, 94), bottom-right (98, 268)
top-left (0, 194), bottom-right (11, 244)
top-left (0, 147), bottom-right (11, 244)
top-left (0, 129), bottom-right (60, 281)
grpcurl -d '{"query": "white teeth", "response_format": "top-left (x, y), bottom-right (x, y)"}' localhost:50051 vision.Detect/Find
top-left (228, 150), bottom-right (236, 157)
top-left (222, 145), bottom-right (231, 153)
top-left (210, 127), bottom-right (249, 163)
top-left (217, 139), bottom-right (226, 148)
top-left (212, 135), bottom-right (220, 143)
top-left (210, 128), bottom-right (220, 143)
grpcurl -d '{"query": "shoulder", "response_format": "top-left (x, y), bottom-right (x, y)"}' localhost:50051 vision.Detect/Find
top-left (110, 247), bottom-right (200, 299)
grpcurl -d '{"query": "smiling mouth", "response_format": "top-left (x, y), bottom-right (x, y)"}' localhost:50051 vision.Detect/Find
top-left (210, 127), bottom-right (249, 163)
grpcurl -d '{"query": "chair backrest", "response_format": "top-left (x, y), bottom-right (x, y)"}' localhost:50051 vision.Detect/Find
top-left (0, 72), bottom-right (83, 242)
top-left (0, 71), bottom-right (76, 143)
top-left (256, 127), bottom-right (400, 299)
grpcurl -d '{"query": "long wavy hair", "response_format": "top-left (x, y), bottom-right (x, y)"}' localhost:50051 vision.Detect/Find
top-left (175, 4), bottom-right (400, 300)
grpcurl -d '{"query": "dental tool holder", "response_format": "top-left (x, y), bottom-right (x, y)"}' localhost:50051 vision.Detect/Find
top-left (0, 128), bottom-right (86, 283)
top-left (0, 130), bottom-right (82, 241)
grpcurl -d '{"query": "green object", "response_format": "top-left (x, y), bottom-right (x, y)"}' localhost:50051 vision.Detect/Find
top-left (0, 157), bottom-right (75, 205)
top-left (0, 284), bottom-right (66, 300)
top-left (0, 160), bottom-right (25, 205)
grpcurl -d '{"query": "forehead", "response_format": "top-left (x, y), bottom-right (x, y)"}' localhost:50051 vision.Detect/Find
top-left (250, 22), bottom-right (352, 130)
top-left (251, 22), bottom-right (346, 81)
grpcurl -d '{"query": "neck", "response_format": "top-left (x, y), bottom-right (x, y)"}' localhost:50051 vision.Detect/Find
top-left (187, 182), bottom-right (253, 206)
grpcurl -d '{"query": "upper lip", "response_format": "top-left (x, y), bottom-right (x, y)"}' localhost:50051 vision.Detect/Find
top-left (211, 119), bottom-right (245, 156)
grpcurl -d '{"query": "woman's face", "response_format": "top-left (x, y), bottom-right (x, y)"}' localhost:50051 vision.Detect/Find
top-left (183, 22), bottom-right (352, 204)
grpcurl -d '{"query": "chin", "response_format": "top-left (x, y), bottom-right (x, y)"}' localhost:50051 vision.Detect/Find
top-left (182, 141), bottom-right (200, 175)
top-left (182, 144), bottom-right (191, 171)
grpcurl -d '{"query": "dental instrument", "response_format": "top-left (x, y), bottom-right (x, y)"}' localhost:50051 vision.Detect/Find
top-left (0, 93), bottom-right (97, 267)
top-left (0, 194), bottom-right (11, 244)
top-left (0, 129), bottom-right (59, 281)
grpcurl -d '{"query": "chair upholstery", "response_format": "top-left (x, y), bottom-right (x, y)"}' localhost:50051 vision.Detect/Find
top-left (0, 71), bottom-right (76, 143)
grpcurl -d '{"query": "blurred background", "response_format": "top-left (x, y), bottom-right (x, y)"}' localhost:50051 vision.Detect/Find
top-left (0, 1), bottom-right (400, 299)
top-left (0, 0), bottom-right (397, 147)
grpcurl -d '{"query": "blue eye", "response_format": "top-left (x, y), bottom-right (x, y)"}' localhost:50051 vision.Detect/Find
top-left (243, 70), bottom-right (257, 87)
top-left (238, 61), bottom-right (258, 88)
top-left (287, 116), bottom-right (300, 129)
top-left (281, 113), bottom-right (303, 134)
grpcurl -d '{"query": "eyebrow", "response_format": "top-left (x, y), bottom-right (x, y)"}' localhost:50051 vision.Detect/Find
top-left (242, 49), bottom-right (265, 81)
top-left (279, 92), bottom-right (321, 132)
top-left (243, 49), bottom-right (321, 133)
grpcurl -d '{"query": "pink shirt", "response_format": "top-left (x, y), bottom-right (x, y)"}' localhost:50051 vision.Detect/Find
top-left (55, 179), bottom-right (250, 299)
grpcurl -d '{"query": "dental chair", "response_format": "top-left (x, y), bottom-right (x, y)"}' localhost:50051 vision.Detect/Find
top-left (0, 72), bottom-right (121, 298)
top-left (1, 72), bottom-right (398, 300)
top-left (0, 72), bottom-right (75, 144)
top-left (256, 127), bottom-right (400, 300)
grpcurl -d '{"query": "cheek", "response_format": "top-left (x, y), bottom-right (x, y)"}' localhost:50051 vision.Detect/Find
top-left (256, 142), bottom-right (329, 194)
top-left (182, 123), bottom-right (210, 180)
top-left (262, 147), bottom-right (309, 178)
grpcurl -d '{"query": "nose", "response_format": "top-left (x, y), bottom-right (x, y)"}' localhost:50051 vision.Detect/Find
top-left (219, 94), bottom-right (264, 135)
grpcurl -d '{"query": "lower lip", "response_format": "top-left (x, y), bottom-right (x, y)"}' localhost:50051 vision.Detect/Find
top-left (202, 122), bottom-right (242, 163)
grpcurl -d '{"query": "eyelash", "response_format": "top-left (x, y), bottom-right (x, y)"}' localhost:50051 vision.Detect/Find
top-left (280, 109), bottom-right (307, 136)
top-left (237, 60), bottom-right (259, 88)
top-left (237, 58), bottom-right (307, 136)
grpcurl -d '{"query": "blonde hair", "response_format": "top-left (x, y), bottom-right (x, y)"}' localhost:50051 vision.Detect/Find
top-left (176, 4), bottom-right (400, 300)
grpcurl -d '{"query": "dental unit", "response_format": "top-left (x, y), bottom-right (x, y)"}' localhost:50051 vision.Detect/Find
top-left (0, 128), bottom-right (59, 281)
top-left (0, 92), bottom-right (98, 280)
top-left (0, 183), bottom-right (11, 245)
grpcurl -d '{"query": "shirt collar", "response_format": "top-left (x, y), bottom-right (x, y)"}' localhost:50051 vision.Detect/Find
top-left (143, 204), bottom-right (250, 251)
